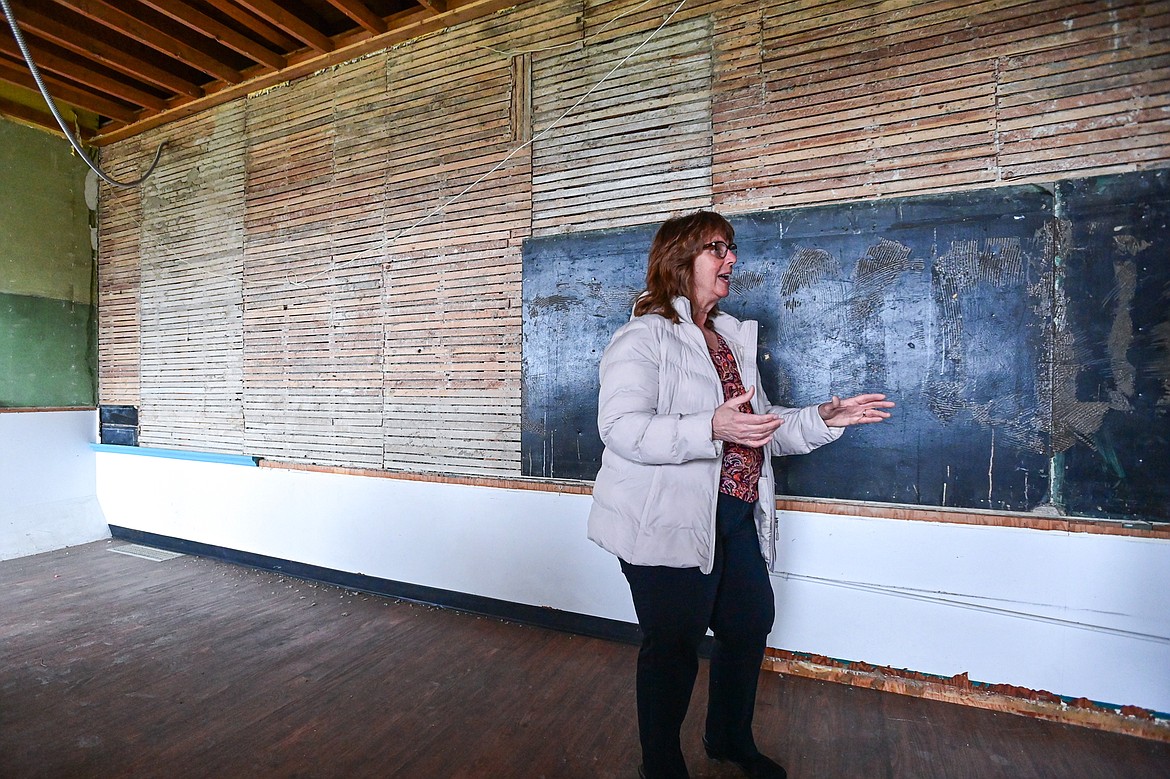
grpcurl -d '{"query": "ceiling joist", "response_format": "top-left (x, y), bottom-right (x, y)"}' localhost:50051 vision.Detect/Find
top-left (0, 0), bottom-right (520, 143)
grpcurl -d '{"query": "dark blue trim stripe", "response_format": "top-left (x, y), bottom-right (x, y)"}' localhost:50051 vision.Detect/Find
top-left (107, 525), bottom-right (643, 646)
top-left (92, 444), bottom-right (258, 466)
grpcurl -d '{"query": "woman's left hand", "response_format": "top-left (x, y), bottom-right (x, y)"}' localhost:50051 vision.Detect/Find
top-left (818, 393), bottom-right (895, 427)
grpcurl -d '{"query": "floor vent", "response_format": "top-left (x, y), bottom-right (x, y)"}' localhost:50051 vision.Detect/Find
top-left (109, 544), bottom-right (185, 562)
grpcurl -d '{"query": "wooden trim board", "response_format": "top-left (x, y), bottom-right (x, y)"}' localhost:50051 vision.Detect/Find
top-left (257, 458), bottom-right (1169, 539)
top-left (764, 649), bottom-right (1170, 743)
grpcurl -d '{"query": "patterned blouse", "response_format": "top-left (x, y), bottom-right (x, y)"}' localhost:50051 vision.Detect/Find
top-left (707, 330), bottom-right (764, 503)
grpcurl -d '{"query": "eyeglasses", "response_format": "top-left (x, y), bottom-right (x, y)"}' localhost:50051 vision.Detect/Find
top-left (702, 241), bottom-right (737, 259)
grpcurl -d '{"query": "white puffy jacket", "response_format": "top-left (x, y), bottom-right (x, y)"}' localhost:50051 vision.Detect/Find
top-left (587, 297), bottom-right (842, 574)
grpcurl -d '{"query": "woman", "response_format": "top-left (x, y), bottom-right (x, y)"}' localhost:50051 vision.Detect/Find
top-left (588, 211), bottom-right (893, 779)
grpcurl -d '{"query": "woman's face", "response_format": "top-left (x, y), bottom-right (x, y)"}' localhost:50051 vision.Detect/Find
top-left (690, 232), bottom-right (737, 312)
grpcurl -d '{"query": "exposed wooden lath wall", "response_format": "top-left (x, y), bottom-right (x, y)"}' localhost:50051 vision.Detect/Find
top-left (138, 103), bottom-right (247, 453)
top-left (96, 147), bottom-right (144, 406)
top-left (97, 0), bottom-right (1170, 476)
top-left (996, 3), bottom-right (1170, 178)
top-left (531, 12), bottom-right (714, 234)
top-left (242, 56), bottom-right (386, 467)
top-left (376, 2), bottom-right (576, 475)
top-left (715, 0), bottom-right (1170, 210)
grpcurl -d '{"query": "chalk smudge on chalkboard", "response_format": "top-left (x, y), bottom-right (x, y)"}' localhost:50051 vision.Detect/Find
top-left (730, 269), bottom-right (767, 295)
top-left (933, 237), bottom-right (1026, 293)
top-left (1049, 244), bottom-right (1142, 454)
top-left (926, 236), bottom-right (1044, 454)
top-left (528, 293), bottom-right (578, 316)
top-left (1154, 321), bottom-right (1170, 407)
top-left (582, 280), bottom-right (642, 312)
top-left (1114, 235), bottom-right (1151, 255)
top-left (1050, 328), bottom-right (1111, 454)
top-left (781, 247), bottom-right (836, 296)
top-left (1107, 258), bottom-right (1137, 404)
top-left (849, 239), bottom-right (921, 323)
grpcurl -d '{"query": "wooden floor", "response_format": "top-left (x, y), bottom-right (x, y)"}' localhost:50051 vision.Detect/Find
top-left (1, 541), bottom-right (1168, 779)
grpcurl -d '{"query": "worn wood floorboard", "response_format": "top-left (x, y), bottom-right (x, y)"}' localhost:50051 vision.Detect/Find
top-left (1, 541), bottom-right (1167, 778)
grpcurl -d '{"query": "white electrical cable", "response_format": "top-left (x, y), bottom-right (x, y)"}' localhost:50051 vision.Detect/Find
top-left (1, 0), bottom-right (164, 188)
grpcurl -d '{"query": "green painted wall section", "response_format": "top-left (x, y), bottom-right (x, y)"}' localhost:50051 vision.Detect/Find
top-left (0, 118), bottom-right (96, 407)
top-left (0, 292), bottom-right (95, 406)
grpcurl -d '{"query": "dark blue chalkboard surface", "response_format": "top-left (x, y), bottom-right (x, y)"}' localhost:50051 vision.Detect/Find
top-left (1057, 172), bottom-right (1170, 521)
top-left (522, 171), bottom-right (1169, 521)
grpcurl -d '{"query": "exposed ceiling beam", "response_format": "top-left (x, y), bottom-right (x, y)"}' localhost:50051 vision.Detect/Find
top-left (0, 0), bottom-right (524, 142)
top-left (138, 0), bottom-right (287, 71)
top-left (201, 0), bottom-right (301, 51)
top-left (0, 94), bottom-right (95, 137)
top-left (324, 0), bottom-right (387, 35)
top-left (4, 2), bottom-right (204, 98)
top-left (234, 0), bottom-right (335, 53)
top-left (0, 33), bottom-right (167, 110)
top-left (0, 56), bottom-right (139, 123)
top-left (56, 0), bottom-right (245, 84)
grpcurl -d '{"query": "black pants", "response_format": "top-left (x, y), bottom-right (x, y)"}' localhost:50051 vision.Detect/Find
top-left (620, 493), bottom-right (776, 779)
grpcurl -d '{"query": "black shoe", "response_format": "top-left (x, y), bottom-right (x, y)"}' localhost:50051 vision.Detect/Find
top-left (638, 761), bottom-right (690, 779)
top-left (703, 739), bottom-right (787, 779)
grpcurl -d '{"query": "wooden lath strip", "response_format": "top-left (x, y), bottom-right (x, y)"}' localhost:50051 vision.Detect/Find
top-left (530, 13), bottom-right (713, 235)
top-left (96, 136), bottom-right (147, 406)
top-left (240, 63), bottom-right (387, 468)
top-left (764, 1), bottom-right (1144, 83)
top-left (136, 104), bottom-right (247, 454)
top-left (716, 0), bottom-right (1168, 210)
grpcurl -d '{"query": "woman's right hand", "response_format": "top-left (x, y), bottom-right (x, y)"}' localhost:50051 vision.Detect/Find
top-left (711, 386), bottom-right (783, 447)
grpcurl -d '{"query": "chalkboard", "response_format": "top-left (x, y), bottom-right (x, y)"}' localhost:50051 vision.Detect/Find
top-left (1057, 171), bottom-right (1170, 521)
top-left (522, 172), bottom-right (1169, 521)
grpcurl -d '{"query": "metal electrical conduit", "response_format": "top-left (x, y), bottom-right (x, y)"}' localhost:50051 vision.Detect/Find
top-left (1, 0), bottom-right (164, 188)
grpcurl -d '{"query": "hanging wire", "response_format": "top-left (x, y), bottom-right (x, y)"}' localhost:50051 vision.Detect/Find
top-left (0, 0), bottom-right (164, 188)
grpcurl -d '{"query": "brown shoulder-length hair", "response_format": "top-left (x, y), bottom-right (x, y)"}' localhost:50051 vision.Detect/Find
top-left (634, 210), bottom-right (735, 325)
